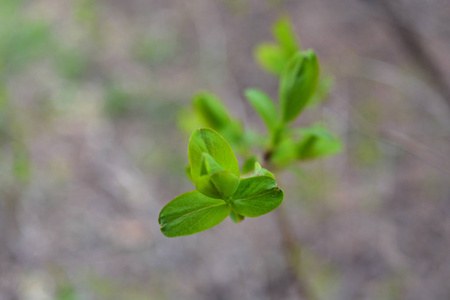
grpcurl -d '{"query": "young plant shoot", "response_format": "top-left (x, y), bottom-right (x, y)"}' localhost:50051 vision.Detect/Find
top-left (159, 16), bottom-right (342, 238)
top-left (159, 128), bottom-right (283, 237)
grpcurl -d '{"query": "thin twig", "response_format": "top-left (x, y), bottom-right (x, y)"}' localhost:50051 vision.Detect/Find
top-left (375, 0), bottom-right (450, 109)
top-left (264, 154), bottom-right (318, 300)
top-left (274, 206), bottom-right (319, 300)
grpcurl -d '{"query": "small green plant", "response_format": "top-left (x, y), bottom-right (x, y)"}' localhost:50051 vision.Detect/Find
top-left (159, 128), bottom-right (283, 237)
top-left (159, 16), bottom-right (342, 238)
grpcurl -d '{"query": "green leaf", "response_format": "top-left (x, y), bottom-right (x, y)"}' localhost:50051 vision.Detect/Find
top-left (184, 165), bottom-right (193, 182)
top-left (254, 16), bottom-right (300, 77)
top-left (180, 92), bottom-right (245, 149)
top-left (177, 107), bottom-right (203, 135)
top-left (159, 191), bottom-right (231, 237)
top-left (271, 137), bottom-right (297, 167)
top-left (245, 88), bottom-right (279, 133)
top-left (279, 50), bottom-right (320, 123)
top-left (195, 171), bottom-right (240, 199)
top-left (217, 120), bottom-right (244, 148)
top-left (231, 176), bottom-right (283, 217)
top-left (254, 43), bottom-right (287, 75)
top-left (296, 126), bottom-right (342, 160)
top-left (197, 153), bottom-right (239, 200)
top-left (272, 16), bottom-right (299, 57)
top-left (242, 155), bottom-right (258, 174)
top-left (253, 161), bottom-right (262, 173)
top-left (229, 211), bottom-right (245, 223)
top-left (241, 129), bottom-right (267, 149)
top-left (188, 128), bottom-right (240, 182)
top-left (193, 92), bottom-right (231, 130)
top-left (200, 152), bottom-right (223, 175)
top-left (251, 162), bottom-right (275, 179)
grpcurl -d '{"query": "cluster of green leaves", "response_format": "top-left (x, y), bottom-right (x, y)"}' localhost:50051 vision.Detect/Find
top-left (251, 17), bottom-right (341, 167)
top-left (159, 128), bottom-right (283, 237)
top-left (255, 17), bottom-right (300, 76)
top-left (177, 91), bottom-right (251, 153)
top-left (160, 16), bottom-right (342, 237)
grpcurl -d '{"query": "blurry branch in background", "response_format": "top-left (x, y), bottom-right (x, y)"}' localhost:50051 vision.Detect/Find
top-left (374, 0), bottom-right (450, 109)
top-left (356, 58), bottom-right (450, 130)
top-left (378, 127), bottom-right (450, 176)
top-left (329, 92), bottom-right (450, 176)
top-left (351, 58), bottom-right (450, 173)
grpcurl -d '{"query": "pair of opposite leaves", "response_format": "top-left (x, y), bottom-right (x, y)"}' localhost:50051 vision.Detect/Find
top-left (159, 128), bottom-right (284, 237)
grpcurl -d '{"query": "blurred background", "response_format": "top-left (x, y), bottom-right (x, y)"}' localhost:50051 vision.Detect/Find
top-left (0, 0), bottom-right (449, 299)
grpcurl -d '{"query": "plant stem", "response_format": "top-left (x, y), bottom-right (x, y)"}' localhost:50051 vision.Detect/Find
top-left (263, 153), bottom-right (317, 300)
top-left (274, 205), bottom-right (318, 300)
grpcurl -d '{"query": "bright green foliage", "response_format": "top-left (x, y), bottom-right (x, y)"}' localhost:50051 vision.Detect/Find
top-left (296, 126), bottom-right (342, 160)
top-left (272, 17), bottom-right (299, 56)
top-left (231, 176), bottom-right (283, 217)
top-left (195, 171), bottom-right (240, 199)
top-left (253, 16), bottom-right (333, 112)
top-left (255, 43), bottom-right (288, 76)
top-left (178, 92), bottom-right (244, 149)
top-left (159, 191), bottom-right (231, 237)
top-left (194, 92), bottom-right (232, 129)
top-left (200, 152), bottom-right (223, 175)
top-left (160, 16), bottom-right (343, 238)
top-left (271, 137), bottom-right (297, 167)
top-left (229, 211), bottom-right (245, 223)
top-left (159, 128), bottom-right (284, 237)
top-left (279, 50), bottom-right (319, 123)
top-left (245, 89), bottom-right (279, 133)
top-left (242, 155), bottom-right (258, 174)
top-left (255, 16), bottom-right (300, 76)
top-left (188, 128), bottom-right (240, 182)
top-left (177, 108), bottom-right (204, 135)
top-left (253, 162), bottom-right (275, 179)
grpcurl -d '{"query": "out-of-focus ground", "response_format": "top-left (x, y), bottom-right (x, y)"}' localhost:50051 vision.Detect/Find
top-left (0, 0), bottom-right (449, 299)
